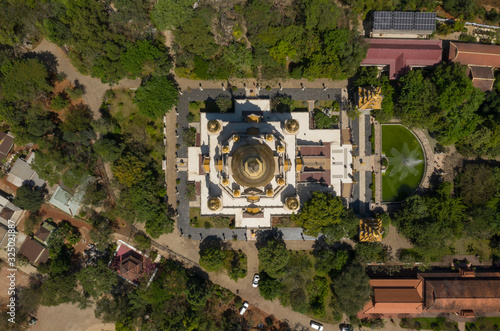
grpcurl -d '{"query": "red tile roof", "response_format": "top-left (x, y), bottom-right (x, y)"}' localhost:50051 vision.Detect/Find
top-left (361, 39), bottom-right (443, 79)
top-left (111, 242), bottom-right (156, 285)
top-left (19, 237), bottom-right (49, 265)
top-left (449, 42), bottom-right (500, 67)
top-left (424, 278), bottom-right (500, 313)
top-left (363, 279), bottom-right (424, 315)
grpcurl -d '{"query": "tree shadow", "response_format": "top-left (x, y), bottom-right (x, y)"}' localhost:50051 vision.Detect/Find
top-left (23, 51), bottom-right (59, 74)
top-left (255, 228), bottom-right (284, 250)
top-left (198, 235), bottom-right (223, 252)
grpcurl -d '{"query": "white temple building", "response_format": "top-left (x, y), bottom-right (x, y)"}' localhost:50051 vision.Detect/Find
top-left (187, 99), bottom-right (352, 228)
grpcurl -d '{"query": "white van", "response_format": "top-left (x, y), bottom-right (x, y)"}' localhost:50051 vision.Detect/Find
top-left (310, 320), bottom-right (324, 330)
top-left (239, 301), bottom-right (249, 315)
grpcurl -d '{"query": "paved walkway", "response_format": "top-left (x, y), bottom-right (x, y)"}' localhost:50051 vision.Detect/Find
top-left (351, 112), bottom-right (373, 216)
top-left (373, 121), bottom-right (383, 207)
top-left (412, 128), bottom-right (435, 191)
top-left (33, 39), bottom-right (141, 118)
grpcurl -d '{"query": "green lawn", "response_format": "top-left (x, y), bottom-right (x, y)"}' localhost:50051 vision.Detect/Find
top-left (189, 207), bottom-right (233, 228)
top-left (381, 124), bottom-right (425, 202)
top-left (293, 100), bottom-right (309, 111)
top-left (188, 101), bottom-right (204, 122)
top-left (466, 317), bottom-right (500, 331)
top-left (400, 317), bottom-right (458, 330)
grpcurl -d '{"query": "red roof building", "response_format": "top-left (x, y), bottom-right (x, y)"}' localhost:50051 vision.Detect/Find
top-left (449, 42), bottom-right (500, 91)
top-left (110, 240), bottom-right (157, 286)
top-left (362, 279), bottom-right (424, 316)
top-left (361, 270), bottom-right (500, 317)
top-left (361, 39), bottom-right (443, 79)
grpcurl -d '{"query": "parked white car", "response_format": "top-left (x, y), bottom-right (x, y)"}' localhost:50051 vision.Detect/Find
top-left (252, 274), bottom-right (260, 287)
top-left (239, 301), bottom-right (249, 315)
top-left (310, 320), bottom-right (324, 331)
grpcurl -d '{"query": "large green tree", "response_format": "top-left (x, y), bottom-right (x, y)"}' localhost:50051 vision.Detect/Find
top-left (331, 263), bottom-right (372, 316)
top-left (199, 246), bottom-right (226, 272)
top-left (13, 185), bottom-right (44, 212)
top-left (0, 58), bottom-right (51, 103)
top-left (133, 75), bottom-right (178, 119)
top-left (292, 192), bottom-right (355, 237)
top-left (77, 260), bottom-right (119, 299)
top-left (258, 239), bottom-right (290, 279)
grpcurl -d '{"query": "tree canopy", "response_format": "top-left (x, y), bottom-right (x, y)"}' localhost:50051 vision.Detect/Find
top-left (133, 75), bottom-right (178, 119)
top-left (258, 239), bottom-right (290, 279)
top-left (292, 191), bottom-right (356, 237)
top-left (13, 185), bottom-right (44, 212)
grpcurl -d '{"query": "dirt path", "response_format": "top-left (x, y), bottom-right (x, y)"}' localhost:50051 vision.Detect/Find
top-left (31, 303), bottom-right (114, 331)
top-left (33, 39), bottom-right (141, 119)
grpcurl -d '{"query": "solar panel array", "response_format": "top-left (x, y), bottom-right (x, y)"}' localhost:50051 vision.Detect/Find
top-left (373, 11), bottom-right (436, 32)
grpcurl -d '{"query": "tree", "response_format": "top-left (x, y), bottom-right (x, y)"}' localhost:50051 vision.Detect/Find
top-left (134, 75), bottom-right (178, 119)
top-left (314, 249), bottom-right (349, 276)
top-left (258, 272), bottom-right (282, 301)
top-left (272, 95), bottom-right (295, 112)
top-left (331, 263), bottom-right (372, 316)
top-left (145, 215), bottom-right (174, 238)
top-left (112, 154), bottom-right (147, 187)
top-left (258, 239), bottom-right (290, 279)
top-left (456, 164), bottom-right (500, 208)
top-left (215, 95), bottom-right (232, 113)
top-left (77, 260), bottom-right (119, 299)
top-left (40, 274), bottom-right (82, 306)
top-left (0, 58), bottom-right (51, 103)
top-left (199, 246), bottom-right (226, 272)
top-left (292, 191), bottom-right (354, 237)
top-left (93, 138), bottom-right (123, 162)
top-left (121, 40), bottom-right (171, 78)
top-left (13, 185), bottom-right (44, 212)
top-left (354, 66), bottom-right (380, 87)
top-left (355, 242), bottom-right (389, 263)
top-left (51, 93), bottom-right (70, 111)
top-left (133, 233), bottom-right (151, 251)
top-left (151, 0), bottom-right (196, 30)
top-left (313, 109), bottom-right (336, 129)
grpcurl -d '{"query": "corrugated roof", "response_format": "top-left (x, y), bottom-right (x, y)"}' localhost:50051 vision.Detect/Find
top-left (449, 42), bottom-right (500, 67)
top-left (361, 39), bottom-right (442, 79)
top-left (0, 132), bottom-right (14, 161)
top-left (425, 277), bottom-right (500, 312)
top-left (19, 237), bottom-right (49, 264)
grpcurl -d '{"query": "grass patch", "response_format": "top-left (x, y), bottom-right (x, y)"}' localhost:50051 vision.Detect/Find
top-left (370, 124), bottom-right (375, 154)
top-left (293, 100), bottom-right (309, 112)
top-left (272, 216), bottom-right (296, 227)
top-left (188, 101), bottom-right (204, 122)
top-left (108, 89), bottom-right (164, 161)
top-left (371, 172), bottom-right (375, 200)
top-left (466, 317), bottom-right (500, 331)
top-left (381, 124), bottom-right (425, 202)
top-left (400, 317), bottom-right (458, 330)
top-left (454, 237), bottom-right (491, 262)
top-left (189, 207), bottom-right (234, 228)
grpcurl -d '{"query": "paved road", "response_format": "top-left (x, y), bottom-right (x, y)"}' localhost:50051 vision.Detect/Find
top-left (173, 88), bottom-right (343, 241)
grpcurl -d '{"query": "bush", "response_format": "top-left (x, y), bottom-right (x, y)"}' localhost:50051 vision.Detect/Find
top-left (134, 75), bottom-right (178, 119)
top-left (51, 94), bottom-right (70, 111)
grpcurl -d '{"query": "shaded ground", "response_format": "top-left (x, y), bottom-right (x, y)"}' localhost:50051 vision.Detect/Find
top-left (33, 39), bottom-right (141, 119)
top-left (31, 303), bottom-right (114, 331)
top-left (0, 262), bottom-right (31, 307)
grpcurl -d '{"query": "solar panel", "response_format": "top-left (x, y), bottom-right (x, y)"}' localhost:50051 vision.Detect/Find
top-left (373, 11), bottom-right (436, 33)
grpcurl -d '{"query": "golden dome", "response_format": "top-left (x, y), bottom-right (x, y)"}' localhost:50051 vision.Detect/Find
top-left (277, 145), bottom-right (285, 153)
top-left (266, 134), bottom-right (274, 142)
top-left (233, 189), bottom-right (241, 197)
top-left (222, 145), bottom-right (230, 154)
top-left (285, 119), bottom-right (299, 134)
top-left (285, 196), bottom-right (299, 211)
top-left (277, 177), bottom-right (285, 186)
top-left (266, 188), bottom-right (273, 197)
top-left (207, 197), bottom-right (221, 211)
top-left (233, 134), bottom-right (240, 142)
top-left (222, 178), bottom-right (229, 186)
top-left (231, 142), bottom-right (275, 188)
top-left (207, 120), bottom-right (221, 133)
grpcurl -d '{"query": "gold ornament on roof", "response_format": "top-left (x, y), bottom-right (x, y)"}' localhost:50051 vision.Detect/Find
top-left (277, 177), bottom-right (285, 186)
top-left (266, 188), bottom-right (273, 197)
top-left (207, 197), bottom-right (221, 211)
top-left (222, 145), bottom-right (230, 154)
top-left (233, 189), bottom-right (241, 197)
top-left (207, 120), bottom-right (221, 133)
top-left (233, 134), bottom-right (240, 142)
top-left (266, 134), bottom-right (274, 142)
top-left (277, 145), bottom-right (285, 153)
top-left (285, 196), bottom-right (299, 211)
top-left (222, 178), bottom-right (229, 186)
top-left (285, 119), bottom-right (299, 134)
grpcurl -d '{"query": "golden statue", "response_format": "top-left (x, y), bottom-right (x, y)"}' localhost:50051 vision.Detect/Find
top-left (277, 177), bottom-right (285, 186)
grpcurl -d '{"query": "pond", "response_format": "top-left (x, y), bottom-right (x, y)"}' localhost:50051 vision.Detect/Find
top-left (382, 124), bottom-right (425, 202)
